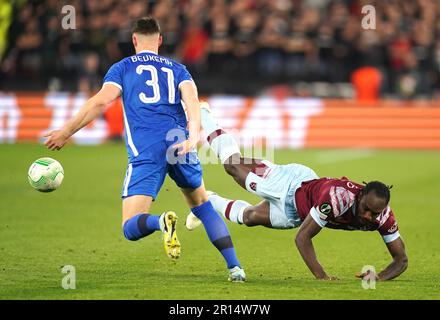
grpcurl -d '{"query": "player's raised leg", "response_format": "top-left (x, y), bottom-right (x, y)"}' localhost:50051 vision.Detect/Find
top-left (200, 101), bottom-right (263, 189)
top-left (121, 195), bottom-right (180, 260)
top-left (122, 195), bottom-right (156, 238)
top-left (121, 160), bottom-right (181, 260)
top-left (201, 101), bottom-right (242, 165)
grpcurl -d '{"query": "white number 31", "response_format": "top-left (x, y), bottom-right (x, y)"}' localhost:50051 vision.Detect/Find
top-left (136, 65), bottom-right (175, 104)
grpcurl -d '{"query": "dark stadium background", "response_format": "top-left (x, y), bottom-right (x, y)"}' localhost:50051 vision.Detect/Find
top-left (2, 0), bottom-right (440, 98)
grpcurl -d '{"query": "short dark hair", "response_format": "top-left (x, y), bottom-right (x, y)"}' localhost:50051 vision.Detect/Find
top-left (132, 16), bottom-right (160, 35)
top-left (362, 181), bottom-right (392, 203)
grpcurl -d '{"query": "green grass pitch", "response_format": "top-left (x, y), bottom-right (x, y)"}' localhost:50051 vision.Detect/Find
top-left (1, 143), bottom-right (440, 299)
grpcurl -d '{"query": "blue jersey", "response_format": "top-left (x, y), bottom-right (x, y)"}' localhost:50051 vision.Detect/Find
top-left (103, 50), bottom-right (202, 199)
top-left (103, 50), bottom-right (194, 162)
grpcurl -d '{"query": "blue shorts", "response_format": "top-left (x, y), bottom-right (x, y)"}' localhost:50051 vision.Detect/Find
top-left (121, 139), bottom-right (202, 200)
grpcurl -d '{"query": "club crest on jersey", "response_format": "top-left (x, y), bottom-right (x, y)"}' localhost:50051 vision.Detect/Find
top-left (249, 182), bottom-right (257, 191)
top-left (320, 203), bottom-right (332, 215)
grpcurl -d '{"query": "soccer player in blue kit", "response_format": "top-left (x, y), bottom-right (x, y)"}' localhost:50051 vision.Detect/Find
top-left (44, 16), bottom-right (246, 282)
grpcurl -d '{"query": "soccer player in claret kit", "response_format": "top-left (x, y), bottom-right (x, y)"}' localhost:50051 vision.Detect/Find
top-left (186, 102), bottom-right (408, 281)
top-left (44, 17), bottom-right (246, 282)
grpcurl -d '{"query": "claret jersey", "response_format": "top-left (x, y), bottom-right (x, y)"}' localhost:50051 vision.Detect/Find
top-left (295, 177), bottom-right (400, 243)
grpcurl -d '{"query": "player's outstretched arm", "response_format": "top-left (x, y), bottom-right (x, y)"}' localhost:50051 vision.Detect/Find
top-left (44, 84), bottom-right (121, 150)
top-left (378, 237), bottom-right (408, 280)
top-left (174, 81), bottom-right (200, 155)
top-left (295, 214), bottom-right (338, 280)
top-left (355, 238), bottom-right (408, 281)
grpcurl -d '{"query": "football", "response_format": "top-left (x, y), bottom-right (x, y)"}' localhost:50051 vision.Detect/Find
top-left (28, 157), bottom-right (64, 192)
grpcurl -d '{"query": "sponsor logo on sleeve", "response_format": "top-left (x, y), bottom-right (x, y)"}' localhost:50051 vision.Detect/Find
top-left (249, 182), bottom-right (257, 191)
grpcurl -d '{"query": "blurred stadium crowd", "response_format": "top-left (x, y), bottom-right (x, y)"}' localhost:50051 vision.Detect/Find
top-left (1, 0), bottom-right (440, 99)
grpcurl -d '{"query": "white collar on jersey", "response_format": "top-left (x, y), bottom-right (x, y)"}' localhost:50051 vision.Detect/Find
top-left (137, 50), bottom-right (158, 55)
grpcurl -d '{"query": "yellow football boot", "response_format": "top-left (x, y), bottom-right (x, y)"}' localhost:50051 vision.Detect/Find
top-left (161, 211), bottom-right (180, 261)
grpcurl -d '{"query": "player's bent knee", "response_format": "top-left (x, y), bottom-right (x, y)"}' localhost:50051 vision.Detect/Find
top-left (242, 207), bottom-right (258, 227)
top-left (223, 163), bottom-right (238, 178)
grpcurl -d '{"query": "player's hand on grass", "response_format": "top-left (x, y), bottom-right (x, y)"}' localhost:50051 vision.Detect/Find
top-left (43, 130), bottom-right (70, 151)
top-left (355, 271), bottom-right (380, 281)
top-left (315, 273), bottom-right (339, 280)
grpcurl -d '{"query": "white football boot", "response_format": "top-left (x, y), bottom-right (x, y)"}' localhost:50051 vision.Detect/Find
top-left (185, 191), bottom-right (217, 231)
top-left (228, 266), bottom-right (246, 282)
top-left (185, 211), bottom-right (202, 231)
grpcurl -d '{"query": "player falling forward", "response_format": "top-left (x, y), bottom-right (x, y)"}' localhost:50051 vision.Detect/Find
top-left (44, 17), bottom-right (246, 282)
top-left (186, 102), bottom-right (408, 281)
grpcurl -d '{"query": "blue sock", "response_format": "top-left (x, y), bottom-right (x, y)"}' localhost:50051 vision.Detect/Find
top-left (192, 201), bottom-right (241, 269)
top-left (123, 213), bottom-right (161, 241)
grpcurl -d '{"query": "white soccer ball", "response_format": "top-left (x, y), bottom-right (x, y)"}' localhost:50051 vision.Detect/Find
top-left (28, 157), bottom-right (64, 192)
